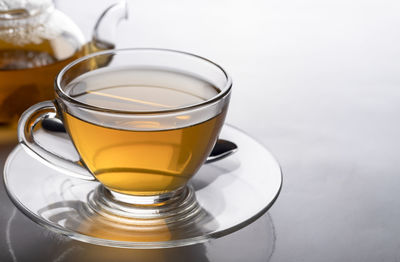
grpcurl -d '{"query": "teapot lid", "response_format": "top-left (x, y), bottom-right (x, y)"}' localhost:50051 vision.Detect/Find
top-left (0, 0), bottom-right (62, 46)
top-left (0, 0), bottom-right (53, 19)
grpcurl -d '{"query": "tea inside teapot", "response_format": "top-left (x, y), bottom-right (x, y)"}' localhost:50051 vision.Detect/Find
top-left (0, 40), bottom-right (85, 126)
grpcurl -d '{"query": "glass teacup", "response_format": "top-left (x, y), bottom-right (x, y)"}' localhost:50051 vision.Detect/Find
top-left (18, 48), bottom-right (231, 208)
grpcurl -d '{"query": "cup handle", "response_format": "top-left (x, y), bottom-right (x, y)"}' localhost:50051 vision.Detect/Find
top-left (18, 101), bottom-right (95, 181)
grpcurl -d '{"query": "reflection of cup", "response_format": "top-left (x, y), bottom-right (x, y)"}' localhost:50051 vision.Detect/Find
top-left (18, 49), bottom-right (231, 206)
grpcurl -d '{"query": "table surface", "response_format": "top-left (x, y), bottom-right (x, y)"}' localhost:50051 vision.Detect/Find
top-left (2, 0), bottom-right (400, 261)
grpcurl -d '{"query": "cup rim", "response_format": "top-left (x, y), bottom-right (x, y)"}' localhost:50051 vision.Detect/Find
top-left (55, 48), bottom-right (232, 115)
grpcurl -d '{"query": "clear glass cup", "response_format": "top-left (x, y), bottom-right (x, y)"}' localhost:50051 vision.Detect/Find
top-left (18, 48), bottom-right (232, 211)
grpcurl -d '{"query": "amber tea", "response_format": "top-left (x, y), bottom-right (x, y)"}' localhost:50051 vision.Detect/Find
top-left (0, 39), bottom-right (79, 126)
top-left (0, 38), bottom-right (110, 128)
top-left (63, 67), bottom-right (227, 196)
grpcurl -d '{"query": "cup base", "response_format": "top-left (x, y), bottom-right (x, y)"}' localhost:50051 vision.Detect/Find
top-left (65, 185), bottom-right (211, 243)
top-left (86, 185), bottom-right (204, 225)
top-left (104, 186), bottom-right (187, 206)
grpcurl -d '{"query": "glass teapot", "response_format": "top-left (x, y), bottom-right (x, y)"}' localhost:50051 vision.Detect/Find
top-left (0, 0), bottom-right (128, 129)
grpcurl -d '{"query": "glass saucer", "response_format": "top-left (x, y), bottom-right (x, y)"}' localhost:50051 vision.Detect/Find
top-left (3, 125), bottom-right (282, 249)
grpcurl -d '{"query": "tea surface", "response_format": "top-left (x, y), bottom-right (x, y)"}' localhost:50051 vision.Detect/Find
top-left (65, 67), bottom-right (220, 111)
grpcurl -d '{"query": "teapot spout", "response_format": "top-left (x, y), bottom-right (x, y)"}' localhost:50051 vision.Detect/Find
top-left (91, 1), bottom-right (128, 52)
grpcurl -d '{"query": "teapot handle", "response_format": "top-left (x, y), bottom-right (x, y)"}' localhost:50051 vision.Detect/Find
top-left (91, 1), bottom-right (129, 51)
top-left (18, 101), bottom-right (94, 181)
